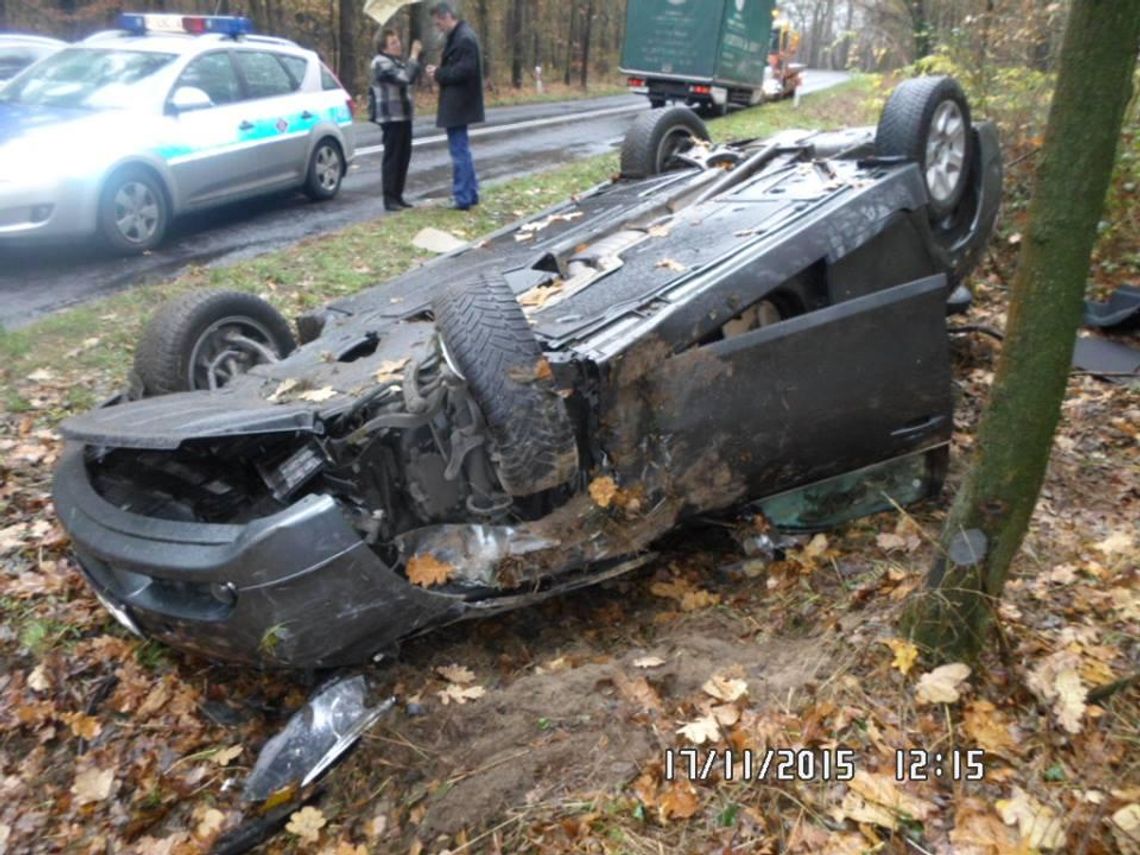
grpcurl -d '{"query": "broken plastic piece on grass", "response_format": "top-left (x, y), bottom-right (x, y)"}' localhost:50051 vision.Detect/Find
top-left (244, 675), bottom-right (394, 802)
top-left (412, 227), bottom-right (467, 254)
top-left (1083, 284), bottom-right (1140, 329)
top-left (1071, 336), bottom-right (1140, 380)
top-left (947, 529), bottom-right (987, 567)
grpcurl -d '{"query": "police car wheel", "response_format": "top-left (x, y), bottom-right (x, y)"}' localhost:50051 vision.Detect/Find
top-left (98, 167), bottom-right (168, 253)
top-left (304, 140), bottom-right (344, 201)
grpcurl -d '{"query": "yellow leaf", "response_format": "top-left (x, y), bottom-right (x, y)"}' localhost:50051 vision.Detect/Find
top-left (950, 804), bottom-right (1026, 854)
top-left (213, 745), bottom-right (243, 766)
top-left (655, 258), bottom-right (688, 272)
top-left (963, 701), bottom-right (1020, 759)
top-left (436, 664), bottom-right (476, 684)
top-left (702, 674), bottom-right (748, 702)
top-left (406, 553), bottom-right (455, 588)
top-left (996, 787), bottom-right (1064, 850)
top-left (27, 664), bottom-right (50, 692)
top-left (1094, 530), bottom-right (1134, 556)
top-left (374, 358), bottom-right (410, 382)
top-left (915, 662), bottom-right (971, 705)
top-left (886, 638), bottom-right (918, 676)
top-left (680, 589), bottom-right (721, 611)
top-left (437, 684), bottom-right (486, 705)
top-left (266, 378), bottom-right (300, 402)
top-left (1112, 804), bottom-right (1140, 842)
top-left (287, 806), bottom-right (327, 844)
top-left (63, 712), bottom-right (102, 740)
top-left (195, 808), bottom-right (226, 840)
top-left (676, 714), bottom-right (720, 745)
top-left (658, 781), bottom-right (701, 821)
top-left (847, 770), bottom-right (934, 822)
top-left (613, 672), bottom-right (663, 713)
top-left (298, 386), bottom-right (338, 403)
top-left (588, 476), bottom-right (618, 508)
top-left (72, 767), bottom-right (115, 805)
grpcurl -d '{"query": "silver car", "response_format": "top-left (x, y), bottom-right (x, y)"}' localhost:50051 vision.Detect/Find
top-left (0, 14), bottom-right (354, 253)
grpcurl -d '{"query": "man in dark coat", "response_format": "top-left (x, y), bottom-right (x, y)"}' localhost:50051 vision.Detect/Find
top-left (425, 2), bottom-right (484, 210)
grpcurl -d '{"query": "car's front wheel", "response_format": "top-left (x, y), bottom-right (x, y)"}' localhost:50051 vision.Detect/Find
top-left (133, 290), bottom-right (297, 395)
top-left (304, 139), bottom-right (344, 201)
top-left (98, 167), bottom-right (169, 253)
top-left (432, 273), bottom-right (579, 496)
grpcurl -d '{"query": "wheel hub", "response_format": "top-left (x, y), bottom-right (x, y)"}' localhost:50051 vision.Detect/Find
top-left (925, 101), bottom-right (966, 204)
top-left (114, 181), bottom-right (160, 243)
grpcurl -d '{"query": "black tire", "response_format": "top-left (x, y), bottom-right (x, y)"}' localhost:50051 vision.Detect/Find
top-left (876, 76), bottom-right (972, 220)
top-left (304, 138), bottom-right (344, 201)
top-left (133, 290), bottom-right (296, 396)
top-left (98, 166), bottom-right (169, 254)
top-left (433, 273), bottom-right (579, 496)
top-left (620, 106), bottom-right (710, 179)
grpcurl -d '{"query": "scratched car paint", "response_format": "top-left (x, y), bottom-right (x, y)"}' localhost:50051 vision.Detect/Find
top-left (54, 76), bottom-right (1002, 669)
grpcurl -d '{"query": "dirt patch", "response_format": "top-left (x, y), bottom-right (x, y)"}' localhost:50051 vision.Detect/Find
top-left (338, 584), bottom-right (839, 846)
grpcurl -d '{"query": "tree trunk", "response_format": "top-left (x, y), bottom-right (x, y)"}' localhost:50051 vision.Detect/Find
top-left (510, 0), bottom-right (525, 88)
top-left (579, 0), bottom-right (593, 88)
top-left (337, 0), bottom-right (358, 96)
top-left (564, 0), bottom-right (576, 86)
top-left (910, 0), bottom-right (931, 59)
top-left (904, 0), bottom-right (1140, 660)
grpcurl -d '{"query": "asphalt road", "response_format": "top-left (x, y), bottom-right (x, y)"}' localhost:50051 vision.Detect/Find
top-left (0, 70), bottom-right (850, 329)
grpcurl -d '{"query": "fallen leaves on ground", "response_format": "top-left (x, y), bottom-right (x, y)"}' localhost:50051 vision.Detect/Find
top-left (287, 806), bottom-right (328, 844)
top-left (915, 662), bottom-right (971, 704)
top-left (437, 684), bottom-right (486, 706)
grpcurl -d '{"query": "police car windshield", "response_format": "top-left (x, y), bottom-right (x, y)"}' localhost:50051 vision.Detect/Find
top-left (0, 48), bottom-right (176, 109)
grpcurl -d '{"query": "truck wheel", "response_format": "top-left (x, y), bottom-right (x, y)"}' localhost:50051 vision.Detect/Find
top-left (133, 290), bottom-right (296, 395)
top-left (433, 273), bottom-right (579, 496)
top-left (620, 106), bottom-right (710, 179)
top-left (876, 76), bottom-right (972, 220)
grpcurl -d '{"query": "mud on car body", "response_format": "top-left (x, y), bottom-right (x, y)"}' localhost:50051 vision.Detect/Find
top-left (53, 76), bottom-right (1002, 668)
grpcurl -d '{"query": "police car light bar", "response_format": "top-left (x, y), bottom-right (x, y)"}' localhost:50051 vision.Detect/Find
top-left (117, 13), bottom-right (253, 38)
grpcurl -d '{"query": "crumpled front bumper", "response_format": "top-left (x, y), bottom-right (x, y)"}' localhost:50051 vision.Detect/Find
top-left (52, 445), bottom-right (463, 668)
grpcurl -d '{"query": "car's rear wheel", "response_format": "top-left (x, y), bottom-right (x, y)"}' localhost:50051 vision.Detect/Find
top-left (620, 106), bottom-right (710, 179)
top-left (432, 273), bottom-right (579, 496)
top-left (875, 76), bottom-right (972, 221)
top-left (133, 290), bottom-right (296, 395)
top-left (98, 167), bottom-right (169, 253)
top-left (304, 139), bottom-right (344, 201)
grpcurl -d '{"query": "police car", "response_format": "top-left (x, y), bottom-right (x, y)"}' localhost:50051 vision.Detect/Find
top-left (0, 14), bottom-right (354, 253)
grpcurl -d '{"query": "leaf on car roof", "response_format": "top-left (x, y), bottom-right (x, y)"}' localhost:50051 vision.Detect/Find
top-left (519, 280), bottom-right (565, 309)
top-left (647, 223), bottom-right (673, 238)
top-left (297, 386), bottom-right (338, 403)
top-left (407, 553), bottom-right (455, 588)
top-left (656, 258), bottom-right (688, 272)
top-left (266, 378), bottom-right (300, 403)
top-left (374, 358), bottom-right (410, 383)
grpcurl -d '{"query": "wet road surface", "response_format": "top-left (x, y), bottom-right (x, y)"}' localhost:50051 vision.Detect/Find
top-left (0, 71), bottom-right (850, 329)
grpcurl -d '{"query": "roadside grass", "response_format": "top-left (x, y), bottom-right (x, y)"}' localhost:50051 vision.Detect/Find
top-left (0, 76), bottom-right (875, 401)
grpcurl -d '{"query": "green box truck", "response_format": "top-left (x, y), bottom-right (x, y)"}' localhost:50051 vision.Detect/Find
top-left (620, 0), bottom-right (797, 114)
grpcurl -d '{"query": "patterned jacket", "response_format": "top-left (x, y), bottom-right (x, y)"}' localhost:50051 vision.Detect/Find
top-left (370, 52), bottom-right (421, 123)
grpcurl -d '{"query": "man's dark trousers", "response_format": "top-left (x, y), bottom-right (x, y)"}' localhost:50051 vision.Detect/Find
top-left (381, 120), bottom-right (413, 204)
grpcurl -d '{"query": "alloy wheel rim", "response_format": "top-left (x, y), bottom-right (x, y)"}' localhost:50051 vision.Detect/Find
top-left (187, 316), bottom-right (281, 391)
top-left (316, 146), bottom-right (341, 191)
top-left (113, 181), bottom-right (160, 243)
top-left (925, 100), bottom-right (966, 204)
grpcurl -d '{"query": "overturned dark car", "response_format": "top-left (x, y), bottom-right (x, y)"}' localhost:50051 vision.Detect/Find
top-left (54, 77), bottom-right (1002, 669)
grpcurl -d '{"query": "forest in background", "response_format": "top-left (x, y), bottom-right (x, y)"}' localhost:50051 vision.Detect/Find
top-left (0, 0), bottom-right (1071, 101)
